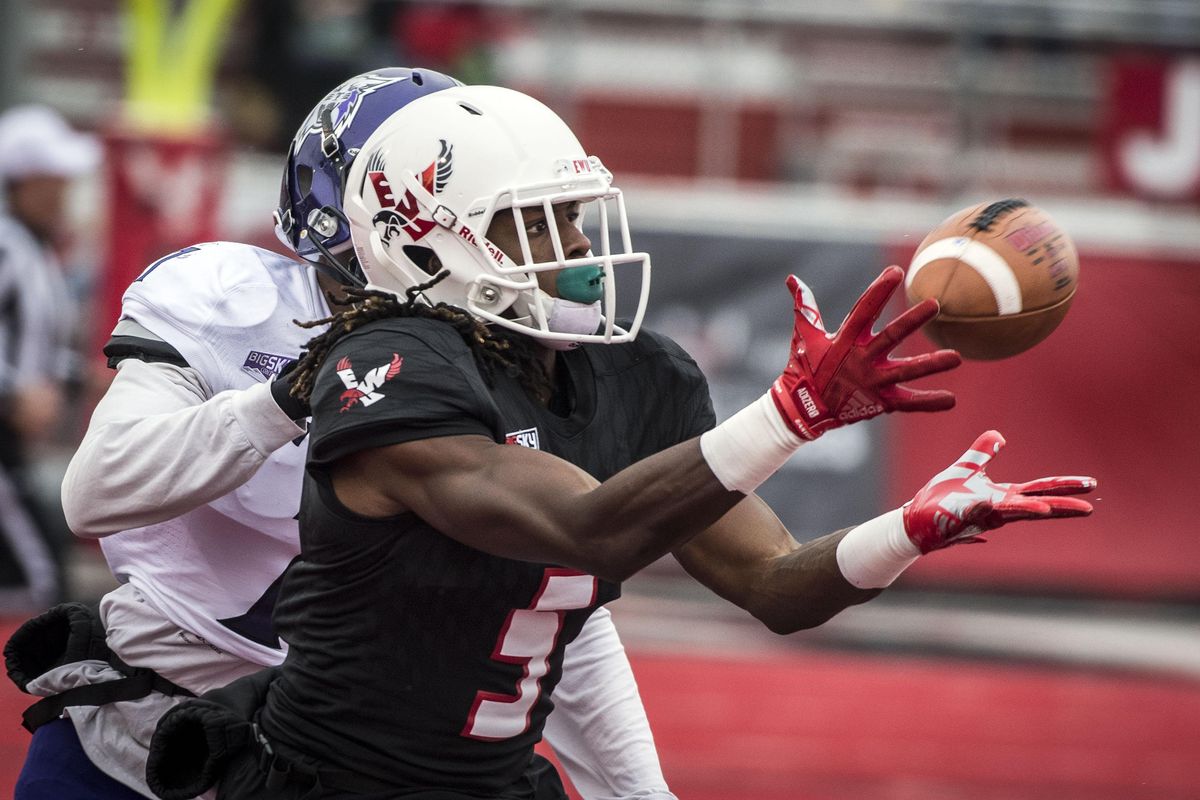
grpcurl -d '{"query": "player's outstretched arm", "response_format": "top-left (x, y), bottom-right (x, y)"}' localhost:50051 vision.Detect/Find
top-left (699, 267), bottom-right (959, 496)
top-left (334, 433), bottom-right (740, 582)
top-left (330, 268), bottom-right (961, 583)
top-left (675, 431), bottom-right (1096, 633)
top-left (62, 359), bottom-right (306, 537)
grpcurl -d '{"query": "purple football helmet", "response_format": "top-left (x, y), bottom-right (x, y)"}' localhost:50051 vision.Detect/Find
top-left (274, 66), bottom-right (460, 285)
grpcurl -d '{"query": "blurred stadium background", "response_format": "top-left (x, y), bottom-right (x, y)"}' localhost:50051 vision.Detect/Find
top-left (1, 0), bottom-right (1198, 797)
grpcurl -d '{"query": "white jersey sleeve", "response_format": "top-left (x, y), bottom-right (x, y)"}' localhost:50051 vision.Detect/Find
top-left (65, 242), bottom-right (325, 537)
top-left (60, 358), bottom-right (303, 537)
top-left (545, 607), bottom-right (677, 800)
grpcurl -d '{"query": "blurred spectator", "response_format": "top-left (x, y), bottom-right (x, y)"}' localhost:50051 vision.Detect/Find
top-left (233, 1), bottom-right (496, 152)
top-left (0, 105), bottom-right (99, 612)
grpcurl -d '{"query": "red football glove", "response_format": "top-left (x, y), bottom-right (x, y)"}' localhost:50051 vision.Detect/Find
top-left (770, 266), bottom-right (961, 440)
top-left (903, 430), bottom-right (1097, 554)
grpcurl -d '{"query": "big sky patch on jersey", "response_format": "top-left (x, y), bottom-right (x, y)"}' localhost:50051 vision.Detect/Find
top-left (336, 352), bottom-right (403, 412)
top-left (242, 350), bottom-right (293, 381)
top-left (292, 72), bottom-right (410, 156)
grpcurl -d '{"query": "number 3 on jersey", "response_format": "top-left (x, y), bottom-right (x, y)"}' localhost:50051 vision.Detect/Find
top-left (462, 569), bottom-right (597, 741)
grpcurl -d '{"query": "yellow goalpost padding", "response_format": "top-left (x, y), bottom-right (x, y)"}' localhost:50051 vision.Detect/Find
top-left (124, 0), bottom-right (242, 133)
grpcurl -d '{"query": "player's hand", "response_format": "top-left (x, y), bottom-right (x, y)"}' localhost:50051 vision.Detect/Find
top-left (903, 430), bottom-right (1096, 553)
top-left (769, 266), bottom-right (961, 440)
top-left (269, 356), bottom-right (310, 421)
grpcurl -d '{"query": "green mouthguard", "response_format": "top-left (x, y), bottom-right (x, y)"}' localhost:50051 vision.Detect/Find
top-left (556, 265), bottom-right (604, 303)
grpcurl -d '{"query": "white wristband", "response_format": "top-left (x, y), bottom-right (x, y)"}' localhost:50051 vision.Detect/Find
top-left (699, 393), bottom-right (807, 494)
top-left (836, 508), bottom-right (922, 589)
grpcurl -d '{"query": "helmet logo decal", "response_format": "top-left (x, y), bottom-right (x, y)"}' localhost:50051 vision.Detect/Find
top-left (365, 143), bottom-right (454, 245)
top-left (556, 157), bottom-right (595, 175)
top-left (335, 353), bottom-right (403, 412)
top-left (419, 139), bottom-right (454, 194)
top-left (293, 72), bottom-right (411, 156)
top-left (368, 176), bottom-right (436, 244)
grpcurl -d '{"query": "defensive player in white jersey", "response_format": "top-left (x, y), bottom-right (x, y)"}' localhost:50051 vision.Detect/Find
top-left (8, 69), bottom-right (676, 800)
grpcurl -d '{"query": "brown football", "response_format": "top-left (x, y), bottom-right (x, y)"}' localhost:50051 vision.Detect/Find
top-left (905, 199), bottom-right (1079, 360)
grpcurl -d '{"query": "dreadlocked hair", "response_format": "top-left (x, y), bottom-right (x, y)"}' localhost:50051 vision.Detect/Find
top-left (288, 270), bottom-right (553, 405)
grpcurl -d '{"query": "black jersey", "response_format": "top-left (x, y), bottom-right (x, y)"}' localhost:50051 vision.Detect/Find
top-left (263, 316), bottom-right (715, 797)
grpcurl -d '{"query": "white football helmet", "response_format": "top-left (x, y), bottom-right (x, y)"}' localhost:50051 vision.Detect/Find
top-left (342, 85), bottom-right (650, 345)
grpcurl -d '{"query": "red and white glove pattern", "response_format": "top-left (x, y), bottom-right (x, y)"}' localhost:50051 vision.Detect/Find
top-left (903, 430), bottom-right (1097, 554)
top-left (770, 265), bottom-right (961, 440)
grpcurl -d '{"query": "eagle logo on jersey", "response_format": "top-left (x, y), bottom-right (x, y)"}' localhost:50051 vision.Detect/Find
top-left (335, 353), bottom-right (403, 413)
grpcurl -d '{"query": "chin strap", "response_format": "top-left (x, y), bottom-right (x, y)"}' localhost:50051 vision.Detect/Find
top-left (319, 103), bottom-right (352, 192)
top-left (286, 101), bottom-right (365, 290)
top-left (305, 228), bottom-right (365, 289)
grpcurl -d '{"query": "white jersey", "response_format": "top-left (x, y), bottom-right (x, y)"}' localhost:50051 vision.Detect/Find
top-left (97, 242), bottom-right (326, 665)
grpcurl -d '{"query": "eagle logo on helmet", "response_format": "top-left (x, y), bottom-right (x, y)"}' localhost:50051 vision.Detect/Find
top-left (367, 141), bottom-right (454, 245)
top-left (373, 210), bottom-right (407, 245)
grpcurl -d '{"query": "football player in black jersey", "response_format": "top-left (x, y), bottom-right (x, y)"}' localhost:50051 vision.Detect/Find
top-left (152, 85), bottom-right (1096, 800)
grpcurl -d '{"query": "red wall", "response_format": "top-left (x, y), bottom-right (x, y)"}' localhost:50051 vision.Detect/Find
top-left (572, 95), bottom-right (781, 182)
top-left (886, 249), bottom-right (1200, 598)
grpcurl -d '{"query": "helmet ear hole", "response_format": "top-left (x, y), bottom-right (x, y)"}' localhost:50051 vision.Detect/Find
top-left (296, 165), bottom-right (314, 197)
top-left (403, 245), bottom-right (439, 276)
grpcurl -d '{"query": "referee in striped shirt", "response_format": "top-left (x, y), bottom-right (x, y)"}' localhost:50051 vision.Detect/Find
top-left (0, 104), bottom-right (98, 612)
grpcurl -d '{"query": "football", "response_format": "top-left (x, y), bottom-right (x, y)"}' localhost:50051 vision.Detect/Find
top-left (905, 198), bottom-right (1079, 360)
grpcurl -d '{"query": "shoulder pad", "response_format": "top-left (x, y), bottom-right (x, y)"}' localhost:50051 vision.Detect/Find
top-left (103, 318), bottom-right (188, 368)
top-left (116, 243), bottom-right (317, 381)
top-left (626, 325), bottom-right (695, 361)
top-left (341, 314), bottom-right (475, 354)
top-left (122, 243), bottom-right (303, 333)
top-left (595, 324), bottom-right (700, 373)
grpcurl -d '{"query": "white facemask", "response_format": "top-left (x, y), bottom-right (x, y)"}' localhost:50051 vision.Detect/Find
top-left (543, 297), bottom-right (603, 351)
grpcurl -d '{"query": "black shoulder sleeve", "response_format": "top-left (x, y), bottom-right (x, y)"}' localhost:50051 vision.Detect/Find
top-left (636, 327), bottom-right (717, 441)
top-left (103, 318), bottom-right (189, 369)
top-left (307, 317), bottom-right (502, 465)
